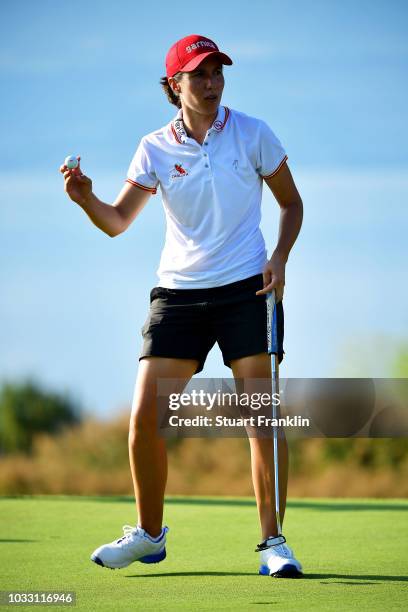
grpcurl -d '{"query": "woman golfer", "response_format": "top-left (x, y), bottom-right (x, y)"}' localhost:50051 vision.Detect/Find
top-left (61, 34), bottom-right (303, 577)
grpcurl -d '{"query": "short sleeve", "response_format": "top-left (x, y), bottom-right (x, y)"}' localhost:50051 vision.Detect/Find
top-left (256, 120), bottom-right (288, 179)
top-left (126, 138), bottom-right (159, 194)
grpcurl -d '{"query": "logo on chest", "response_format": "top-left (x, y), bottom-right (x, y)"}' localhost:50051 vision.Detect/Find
top-left (170, 163), bottom-right (189, 180)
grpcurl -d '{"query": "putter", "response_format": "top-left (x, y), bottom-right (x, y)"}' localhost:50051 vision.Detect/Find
top-left (266, 289), bottom-right (282, 536)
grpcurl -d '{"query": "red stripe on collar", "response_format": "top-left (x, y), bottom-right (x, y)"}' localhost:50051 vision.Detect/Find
top-left (223, 106), bottom-right (230, 129)
top-left (213, 106), bottom-right (230, 132)
top-left (171, 123), bottom-right (183, 144)
top-left (171, 106), bottom-right (230, 143)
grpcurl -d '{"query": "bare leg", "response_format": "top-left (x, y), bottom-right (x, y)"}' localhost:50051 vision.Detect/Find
top-left (230, 353), bottom-right (288, 540)
top-left (129, 357), bottom-right (198, 537)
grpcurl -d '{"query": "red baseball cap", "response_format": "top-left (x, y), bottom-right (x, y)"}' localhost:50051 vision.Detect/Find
top-left (166, 34), bottom-right (232, 78)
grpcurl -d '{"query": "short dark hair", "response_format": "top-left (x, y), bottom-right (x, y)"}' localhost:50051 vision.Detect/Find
top-left (160, 73), bottom-right (183, 109)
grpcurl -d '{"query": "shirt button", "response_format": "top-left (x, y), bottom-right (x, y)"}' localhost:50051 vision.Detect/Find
top-left (204, 153), bottom-right (207, 156)
top-left (205, 164), bottom-right (209, 168)
top-left (204, 142), bottom-right (208, 146)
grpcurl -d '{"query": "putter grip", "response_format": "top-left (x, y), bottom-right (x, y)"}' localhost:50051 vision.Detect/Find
top-left (266, 291), bottom-right (279, 355)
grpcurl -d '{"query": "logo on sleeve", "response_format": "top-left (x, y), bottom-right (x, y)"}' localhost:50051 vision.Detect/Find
top-left (171, 163), bottom-right (189, 179)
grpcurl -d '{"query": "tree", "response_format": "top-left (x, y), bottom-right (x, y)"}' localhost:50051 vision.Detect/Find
top-left (0, 378), bottom-right (82, 455)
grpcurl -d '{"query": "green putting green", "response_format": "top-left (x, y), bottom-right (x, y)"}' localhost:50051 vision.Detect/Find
top-left (0, 496), bottom-right (407, 610)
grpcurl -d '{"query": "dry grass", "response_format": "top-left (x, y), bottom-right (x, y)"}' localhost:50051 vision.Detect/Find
top-left (0, 412), bottom-right (407, 497)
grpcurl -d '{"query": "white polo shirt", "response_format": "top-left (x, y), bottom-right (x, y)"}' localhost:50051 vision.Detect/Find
top-left (126, 106), bottom-right (287, 288)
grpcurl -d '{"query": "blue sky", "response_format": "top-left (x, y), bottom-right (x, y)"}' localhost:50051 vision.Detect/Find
top-left (1, 0), bottom-right (407, 418)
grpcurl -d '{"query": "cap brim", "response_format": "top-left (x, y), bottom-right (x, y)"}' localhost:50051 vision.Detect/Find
top-left (181, 51), bottom-right (233, 73)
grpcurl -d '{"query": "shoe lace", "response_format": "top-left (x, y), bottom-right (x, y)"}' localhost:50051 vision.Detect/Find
top-left (273, 543), bottom-right (293, 558)
top-left (116, 524), bottom-right (138, 545)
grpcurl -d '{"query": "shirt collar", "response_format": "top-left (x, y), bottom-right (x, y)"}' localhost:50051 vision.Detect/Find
top-left (171, 106), bottom-right (230, 144)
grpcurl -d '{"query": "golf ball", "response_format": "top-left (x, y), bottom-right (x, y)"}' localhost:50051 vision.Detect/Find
top-left (65, 155), bottom-right (79, 169)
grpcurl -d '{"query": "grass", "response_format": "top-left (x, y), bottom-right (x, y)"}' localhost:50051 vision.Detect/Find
top-left (0, 496), bottom-right (407, 610)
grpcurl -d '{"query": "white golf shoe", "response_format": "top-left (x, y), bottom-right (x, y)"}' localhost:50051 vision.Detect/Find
top-left (91, 525), bottom-right (168, 570)
top-left (256, 535), bottom-right (303, 578)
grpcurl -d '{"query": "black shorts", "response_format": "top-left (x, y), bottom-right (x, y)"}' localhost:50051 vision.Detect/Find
top-left (140, 274), bottom-right (284, 374)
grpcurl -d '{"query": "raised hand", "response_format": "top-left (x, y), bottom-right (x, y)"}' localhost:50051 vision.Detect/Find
top-left (60, 156), bottom-right (93, 206)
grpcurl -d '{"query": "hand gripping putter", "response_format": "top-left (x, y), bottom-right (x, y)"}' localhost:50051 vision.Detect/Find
top-left (266, 290), bottom-right (282, 536)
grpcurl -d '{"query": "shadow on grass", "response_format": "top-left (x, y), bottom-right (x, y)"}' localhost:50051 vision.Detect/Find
top-left (89, 497), bottom-right (408, 512)
top-left (126, 571), bottom-right (255, 578)
top-left (0, 539), bottom-right (38, 543)
top-left (125, 571), bottom-right (408, 583)
top-left (2, 496), bottom-right (407, 512)
top-left (306, 573), bottom-right (408, 583)
top-left (287, 500), bottom-right (408, 512)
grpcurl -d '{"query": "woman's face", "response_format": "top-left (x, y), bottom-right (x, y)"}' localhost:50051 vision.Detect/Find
top-left (171, 56), bottom-right (225, 115)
